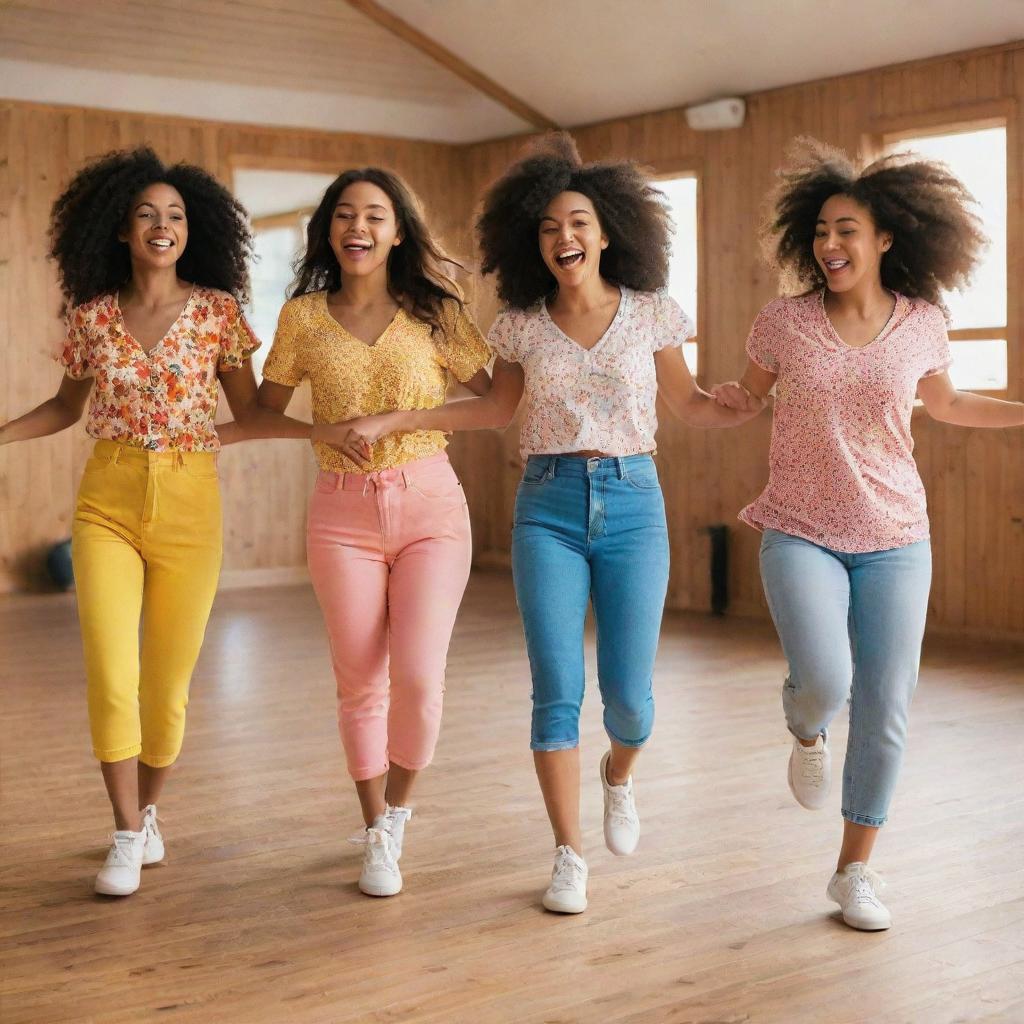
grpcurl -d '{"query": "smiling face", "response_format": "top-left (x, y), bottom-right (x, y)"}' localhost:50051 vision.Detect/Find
top-left (329, 180), bottom-right (402, 279)
top-left (119, 182), bottom-right (187, 270)
top-left (813, 193), bottom-right (892, 295)
top-left (538, 190), bottom-right (608, 290)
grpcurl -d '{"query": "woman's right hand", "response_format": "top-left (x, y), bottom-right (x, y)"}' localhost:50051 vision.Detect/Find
top-left (312, 423), bottom-right (373, 470)
top-left (712, 381), bottom-right (766, 413)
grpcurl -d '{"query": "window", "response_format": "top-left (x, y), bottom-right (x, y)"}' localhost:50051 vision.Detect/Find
top-left (883, 124), bottom-right (1008, 391)
top-left (657, 174), bottom-right (699, 375)
top-left (232, 167), bottom-right (338, 379)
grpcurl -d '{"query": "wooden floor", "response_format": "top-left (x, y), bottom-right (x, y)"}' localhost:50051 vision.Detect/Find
top-left (1, 572), bottom-right (1022, 1024)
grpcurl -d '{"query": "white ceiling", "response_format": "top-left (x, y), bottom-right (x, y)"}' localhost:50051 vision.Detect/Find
top-left (376, 0), bottom-right (1024, 128)
top-left (1, 0), bottom-right (1022, 142)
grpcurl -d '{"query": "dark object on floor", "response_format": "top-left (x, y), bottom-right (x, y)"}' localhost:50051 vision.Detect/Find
top-left (708, 525), bottom-right (728, 615)
top-left (46, 539), bottom-right (74, 590)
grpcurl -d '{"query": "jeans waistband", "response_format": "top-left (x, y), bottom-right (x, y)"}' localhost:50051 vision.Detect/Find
top-left (523, 453), bottom-right (654, 479)
top-left (92, 439), bottom-right (217, 469)
top-left (316, 452), bottom-right (451, 494)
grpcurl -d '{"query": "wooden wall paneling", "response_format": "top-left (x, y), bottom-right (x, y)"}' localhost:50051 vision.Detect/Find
top-left (2, 40), bottom-right (1022, 639)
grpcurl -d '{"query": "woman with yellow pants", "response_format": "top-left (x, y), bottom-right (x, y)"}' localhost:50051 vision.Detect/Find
top-left (0, 147), bottom-right (269, 896)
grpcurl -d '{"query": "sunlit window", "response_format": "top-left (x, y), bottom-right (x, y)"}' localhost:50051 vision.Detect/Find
top-left (884, 126), bottom-right (1008, 391)
top-left (658, 174), bottom-right (699, 375)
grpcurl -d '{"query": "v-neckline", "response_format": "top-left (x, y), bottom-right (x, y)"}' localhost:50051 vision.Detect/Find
top-left (819, 288), bottom-right (901, 352)
top-left (542, 287), bottom-right (626, 355)
top-left (115, 286), bottom-right (195, 357)
top-left (321, 292), bottom-right (402, 350)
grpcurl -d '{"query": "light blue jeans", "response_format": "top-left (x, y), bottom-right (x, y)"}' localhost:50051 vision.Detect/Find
top-left (511, 455), bottom-right (670, 752)
top-left (759, 529), bottom-right (932, 827)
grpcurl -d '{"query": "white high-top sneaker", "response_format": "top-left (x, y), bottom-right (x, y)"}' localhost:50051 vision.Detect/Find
top-left (141, 804), bottom-right (164, 865)
top-left (383, 805), bottom-right (412, 860)
top-left (599, 751), bottom-right (640, 856)
top-left (358, 826), bottom-right (402, 897)
top-left (827, 862), bottom-right (892, 931)
top-left (95, 830), bottom-right (147, 896)
top-left (788, 732), bottom-right (831, 810)
top-left (542, 845), bottom-right (588, 914)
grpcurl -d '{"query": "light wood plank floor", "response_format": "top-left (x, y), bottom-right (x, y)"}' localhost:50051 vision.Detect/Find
top-left (1, 572), bottom-right (1022, 1024)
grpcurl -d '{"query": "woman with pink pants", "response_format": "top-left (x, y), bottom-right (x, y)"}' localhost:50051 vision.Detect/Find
top-left (241, 168), bottom-right (491, 897)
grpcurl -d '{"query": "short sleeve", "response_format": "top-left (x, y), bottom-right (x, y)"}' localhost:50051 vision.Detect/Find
top-left (261, 299), bottom-right (306, 387)
top-left (651, 290), bottom-right (696, 352)
top-left (920, 303), bottom-right (953, 378)
top-left (59, 305), bottom-right (91, 379)
top-left (745, 303), bottom-right (782, 374)
top-left (435, 301), bottom-right (492, 382)
top-left (487, 309), bottom-right (520, 363)
top-left (217, 295), bottom-right (261, 372)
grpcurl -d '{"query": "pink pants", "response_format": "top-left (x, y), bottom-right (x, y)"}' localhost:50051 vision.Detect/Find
top-left (306, 453), bottom-right (472, 781)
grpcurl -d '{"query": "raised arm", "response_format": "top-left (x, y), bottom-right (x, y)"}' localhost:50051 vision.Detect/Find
top-left (0, 374), bottom-right (94, 445)
top-left (656, 348), bottom-right (768, 427)
top-left (917, 371), bottom-right (1024, 428)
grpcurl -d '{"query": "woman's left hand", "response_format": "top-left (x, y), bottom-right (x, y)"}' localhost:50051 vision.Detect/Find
top-left (334, 412), bottom-right (404, 446)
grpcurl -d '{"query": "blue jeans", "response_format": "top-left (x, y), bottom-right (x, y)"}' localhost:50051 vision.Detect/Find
top-left (511, 455), bottom-right (670, 752)
top-left (759, 529), bottom-right (932, 827)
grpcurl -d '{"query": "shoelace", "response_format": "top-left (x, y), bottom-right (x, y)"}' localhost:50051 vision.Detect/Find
top-left (550, 853), bottom-right (585, 893)
top-left (605, 783), bottom-right (638, 827)
top-left (106, 833), bottom-right (141, 867)
top-left (364, 829), bottom-right (398, 872)
top-left (845, 866), bottom-right (886, 907)
top-left (347, 807), bottom-right (411, 847)
top-left (798, 748), bottom-right (825, 784)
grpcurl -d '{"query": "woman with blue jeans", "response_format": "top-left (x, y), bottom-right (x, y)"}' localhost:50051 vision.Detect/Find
top-left (714, 139), bottom-right (1024, 930)
top-left (342, 133), bottom-right (749, 912)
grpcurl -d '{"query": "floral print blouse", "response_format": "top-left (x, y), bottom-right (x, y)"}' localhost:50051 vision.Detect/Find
top-left (60, 286), bottom-right (259, 452)
top-left (262, 292), bottom-right (491, 472)
top-left (488, 287), bottom-right (695, 459)
top-left (739, 290), bottom-right (952, 553)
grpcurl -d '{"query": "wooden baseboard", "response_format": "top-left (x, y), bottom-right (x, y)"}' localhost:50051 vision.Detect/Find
top-left (217, 567), bottom-right (310, 590)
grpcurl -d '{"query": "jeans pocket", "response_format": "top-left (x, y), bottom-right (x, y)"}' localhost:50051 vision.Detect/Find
top-left (623, 463), bottom-right (661, 490)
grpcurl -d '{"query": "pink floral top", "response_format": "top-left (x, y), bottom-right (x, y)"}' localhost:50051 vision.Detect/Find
top-left (489, 287), bottom-right (694, 458)
top-left (60, 287), bottom-right (259, 452)
top-left (739, 290), bottom-right (952, 552)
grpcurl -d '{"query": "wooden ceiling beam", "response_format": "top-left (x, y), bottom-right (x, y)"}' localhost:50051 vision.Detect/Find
top-left (344, 0), bottom-right (559, 131)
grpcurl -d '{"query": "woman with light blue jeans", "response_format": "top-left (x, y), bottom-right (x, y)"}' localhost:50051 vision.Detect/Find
top-left (713, 138), bottom-right (1024, 931)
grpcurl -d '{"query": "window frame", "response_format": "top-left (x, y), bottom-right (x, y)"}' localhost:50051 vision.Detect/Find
top-left (863, 99), bottom-right (1020, 400)
top-left (650, 161), bottom-right (705, 385)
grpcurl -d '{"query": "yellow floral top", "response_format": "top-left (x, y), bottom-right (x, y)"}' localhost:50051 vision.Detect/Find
top-left (262, 291), bottom-right (491, 472)
top-left (60, 286), bottom-right (259, 452)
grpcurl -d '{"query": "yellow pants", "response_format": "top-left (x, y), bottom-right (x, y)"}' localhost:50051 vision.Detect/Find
top-left (71, 440), bottom-right (223, 766)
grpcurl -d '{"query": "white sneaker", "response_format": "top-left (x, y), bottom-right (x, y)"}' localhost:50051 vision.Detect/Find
top-left (599, 751), bottom-right (640, 856)
top-left (95, 830), bottom-right (146, 896)
top-left (383, 805), bottom-right (412, 860)
top-left (542, 845), bottom-right (588, 914)
top-left (827, 862), bottom-right (892, 931)
top-left (788, 733), bottom-right (831, 809)
top-left (141, 804), bottom-right (164, 865)
top-left (358, 827), bottom-right (402, 897)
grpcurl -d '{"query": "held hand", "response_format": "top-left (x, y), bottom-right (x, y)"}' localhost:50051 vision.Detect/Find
top-left (712, 381), bottom-right (766, 413)
top-left (313, 423), bottom-right (373, 470)
top-left (339, 412), bottom-right (403, 446)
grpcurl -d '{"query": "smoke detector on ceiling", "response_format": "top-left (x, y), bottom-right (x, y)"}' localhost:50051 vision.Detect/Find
top-left (684, 97), bottom-right (746, 131)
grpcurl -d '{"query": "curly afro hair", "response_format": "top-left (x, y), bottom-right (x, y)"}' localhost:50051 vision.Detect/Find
top-left (49, 146), bottom-right (253, 310)
top-left (291, 167), bottom-right (464, 333)
top-left (764, 137), bottom-right (987, 314)
top-left (477, 132), bottom-right (672, 309)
